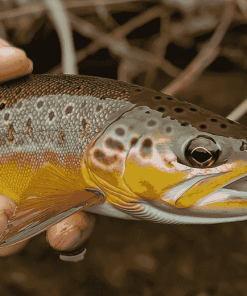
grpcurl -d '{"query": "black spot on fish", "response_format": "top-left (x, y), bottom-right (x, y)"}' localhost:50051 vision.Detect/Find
top-left (81, 118), bottom-right (87, 128)
top-left (181, 122), bottom-right (189, 126)
top-left (65, 106), bottom-right (73, 115)
top-left (157, 107), bottom-right (165, 112)
top-left (174, 107), bottom-right (184, 113)
top-left (199, 124), bottom-right (207, 129)
top-left (154, 96), bottom-right (162, 100)
top-left (166, 126), bottom-right (172, 133)
top-left (94, 149), bottom-right (117, 165)
top-left (81, 102), bottom-right (86, 108)
top-left (130, 137), bottom-right (138, 146)
top-left (115, 128), bottom-right (125, 136)
top-left (60, 133), bottom-right (65, 142)
top-left (140, 138), bottom-right (153, 157)
top-left (142, 138), bottom-right (153, 148)
top-left (105, 137), bottom-right (125, 151)
top-left (167, 96), bottom-right (173, 100)
top-left (210, 118), bottom-right (218, 122)
top-left (49, 111), bottom-right (55, 121)
top-left (37, 101), bottom-right (44, 108)
top-left (145, 111), bottom-right (150, 114)
top-left (17, 101), bottom-right (22, 108)
top-left (135, 88), bottom-right (142, 92)
top-left (4, 113), bottom-right (9, 121)
top-left (0, 103), bottom-right (5, 110)
top-left (96, 104), bottom-right (103, 112)
top-left (27, 118), bottom-right (31, 126)
top-left (147, 120), bottom-right (157, 126)
top-left (220, 123), bottom-right (227, 129)
top-left (190, 107), bottom-right (197, 112)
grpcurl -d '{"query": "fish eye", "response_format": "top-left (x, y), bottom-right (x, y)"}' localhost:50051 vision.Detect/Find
top-left (185, 136), bottom-right (220, 168)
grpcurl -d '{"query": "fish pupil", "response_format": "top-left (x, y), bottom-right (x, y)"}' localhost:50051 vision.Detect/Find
top-left (191, 148), bottom-right (212, 164)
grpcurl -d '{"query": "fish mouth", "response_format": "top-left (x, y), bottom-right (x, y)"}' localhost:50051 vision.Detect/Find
top-left (159, 168), bottom-right (247, 219)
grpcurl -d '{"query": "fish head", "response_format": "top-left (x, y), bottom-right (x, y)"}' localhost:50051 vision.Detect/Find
top-left (85, 100), bottom-right (247, 224)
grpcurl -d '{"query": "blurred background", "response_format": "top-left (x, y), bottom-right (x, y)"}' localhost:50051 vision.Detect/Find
top-left (1, 0), bottom-right (247, 295)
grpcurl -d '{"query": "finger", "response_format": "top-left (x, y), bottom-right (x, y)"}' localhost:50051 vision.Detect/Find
top-left (0, 240), bottom-right (29, 256)
top-left (0, 39), bottom-right (33, 83)
top-left (0, 195), bottom-right (30, 256)
top-left (46, 211), bottom-right (96, 252)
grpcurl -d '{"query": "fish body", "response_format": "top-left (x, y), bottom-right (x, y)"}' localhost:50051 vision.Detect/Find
top-left (0, 74), bottom-right (247, 246)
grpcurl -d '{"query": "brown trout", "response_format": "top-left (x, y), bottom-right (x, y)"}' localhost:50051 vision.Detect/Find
top-left (0, 74), bottom-right (247, 247)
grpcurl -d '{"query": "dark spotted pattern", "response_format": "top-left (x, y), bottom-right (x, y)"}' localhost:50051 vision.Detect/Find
top-left (147, 120), bottom-right (157, 127)
top-left (140, 138), bottom-right (153, 157)
top-left (37, 101), bottom-right (43, 108)
top-left (49, 111), bottom-right (55, 121)
top-left (96, 104), bottom-right (103, 112)
top-left (130, 137), bottom-right (138, 146)
top-left (0, 74), bottom-right (246, 139)
top-left (65, 106), bottom-right (73, 115)
top-left (115, 128), bottom-right (125, 136)
top-left (8, 124), bottom-right (14, 144)
top-left (27, 118), bottom-right (31, 127)
top-left (94, 149), bottom-right (118, 165)
top-left (17, 102), bottom-right (22, 108)
top-left (166, 126), bottom-right (172, 133)
top-left (4, 113), bottom-right (9, 121)
top-left (105, 137), bottom-right (125, 151)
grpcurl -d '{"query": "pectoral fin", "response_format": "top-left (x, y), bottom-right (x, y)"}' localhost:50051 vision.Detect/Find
top-left (0, 163), bottom-right (105, 247)
top-left (0, 189), bottom-right (104, 247)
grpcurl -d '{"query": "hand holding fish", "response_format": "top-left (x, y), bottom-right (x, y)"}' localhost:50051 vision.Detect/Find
top-left (0, 40), bottom-right (96, 259)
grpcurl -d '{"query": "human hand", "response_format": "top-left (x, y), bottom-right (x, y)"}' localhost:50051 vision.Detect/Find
top-left (0, 39), bottom-right (97, 260)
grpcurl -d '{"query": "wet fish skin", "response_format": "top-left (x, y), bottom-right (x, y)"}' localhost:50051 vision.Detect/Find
top-left (0, 74), bottom-right (247, 247)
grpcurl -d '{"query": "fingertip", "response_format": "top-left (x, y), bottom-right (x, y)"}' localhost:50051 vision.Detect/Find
top-left (0, 46), bottom-right (33, 82)
top-left (0, 239), bottom-right (29, 256)
top-left (46, 212), bottom-right (96, 252)
top-left (0, 195), bottom-right (16, 233)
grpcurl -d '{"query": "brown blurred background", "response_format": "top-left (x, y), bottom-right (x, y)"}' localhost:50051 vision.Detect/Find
top-left (1, 0), bottom-right (247, 295)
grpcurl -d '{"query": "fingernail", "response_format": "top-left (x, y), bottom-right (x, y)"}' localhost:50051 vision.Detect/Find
top-left (59, 243), bottom-right (87, 262)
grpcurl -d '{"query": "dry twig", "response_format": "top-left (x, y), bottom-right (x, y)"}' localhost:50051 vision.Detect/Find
top-left (44, 0), bottom-right (77, 74)
top-left (162, 0), bottom-right (235, 95)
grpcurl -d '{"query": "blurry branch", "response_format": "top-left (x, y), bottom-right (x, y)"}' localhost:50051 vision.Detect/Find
top-left (69, 9), bottom-right (181, 78)
top-left (162, 0), bottom-right (235, 96)
top-left (48, 41), bottom-right (99, 74)
top-left (144, 8), bottom-right (171, 87)
top-left (236, 0), bottom-right (247, 20)
top-left (226, 0), bottom-right (247, 121)
top-left (0, 0), bottom-right (147, 21)
top-left (44, 0), bottom-right (77, 74)
top-left (93, 0), bottom-right (117, 30)
top-left (227, 98), bottom-right (247, 121)
top-left (49, 5), bottom-right (180, 77)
